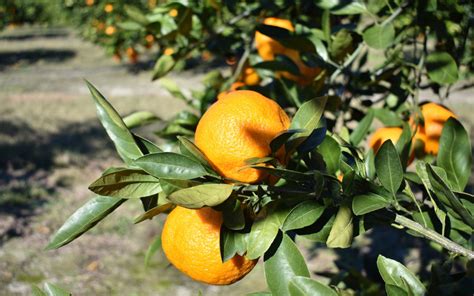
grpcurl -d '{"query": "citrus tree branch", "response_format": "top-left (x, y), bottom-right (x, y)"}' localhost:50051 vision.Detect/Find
top-left (394, 214), bottom-right (474, 259)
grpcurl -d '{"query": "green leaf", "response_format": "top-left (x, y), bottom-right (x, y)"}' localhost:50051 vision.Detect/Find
top-left (220, 228), bottom-right (249, 262)
top-left (152, 54), bottom-right (176, 81)
top-left (427, 165), bottom-right (474, 228)
top-left (363, 24), bottom-right (395, 49)
top-left (282, 201), bottom-right (325, 231)
top-left (250, 166), bottom-right (314, 182)
top-left (134, 203), bottom-right (174, 224)
top-left (290, 96), bottom-right (328, 137)
top-left (144, 235), bottom-right (162, 267)
top-left (253, 55), bottom-right (301, 76)
top-left (86, 81), bottom-right (143, 164)
top-left (270, 130), bottom-right (304, 154)
top-left (218, 198), bottom-right (245, 230)
top-left (375, 140), bottom-right (403, 195)
top-left (167, 184), bottom-right (233, 208)
top-left (133, 134), bottom-right (162, 154)
top-left (134, 152), bottom-right (207, 180)
top-left (247, 209), bottom-right (290, 259)
top-left (331, 1), bottom-right (367, 14)
top-left (426, 52), bottom-right (458, 84)
top-left (123, 111), bottom-right (159, 129)
top-left (437, 118), bottom-right (472, 191)
top-left (289, 276), bottom-right (338, 296)
top-left (377, 255), bottom-right (426, 295)
top-left (299, 212), bottom-right (335, 242)
top-left (352, 193), bottom-right (390, 215)
top-left (88, 168), bottom-right (161, 198)
top-left (44, 283), bottom-right (71, 296)
top-left (264, 233), bottom-right (310, 295)
top-left (373, 109), bottom-right (404, 127)
top-left (159, 78), bottom-right (188, 102)
top-left (317, 135), bottom-right (341, 174)
top-left (326, 206), bottom-right (353, 248)
top-left (46, 196), bottom-right (124, 250)
top-left (31, 286), bottom-right (47, 296)
top-left (350, 109), bottom-right (374, 145)
top-left (124, 4), bottom-right (149, 25)
top-left (177, 136), bottom-right (211, 167)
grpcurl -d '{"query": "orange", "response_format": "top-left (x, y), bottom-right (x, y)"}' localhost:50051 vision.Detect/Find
top-left (195, 90), bottom-right (290, 183)
top-left (411, 102), bottom-right (457, 155)
top-left (163, 47), bottom-right (174, 56)
top-left (368, 127), bottom-right (403, 153)
top-left (104, 3), bottom-right (113, 13)
top-left (254, 18), bottom-right (320, 85)
top-left (105, 25), bottom-right (116, 35)
top-left (126, 47), bottom-right (138, 64)
top-left (85, 0), bottom-right (94, 6)
top-left (169, 8), bottom-right (178, 17)
top-left (241, 66), bottom-right (260, 86)
top-left (161, 206), bottom-right (257, 285)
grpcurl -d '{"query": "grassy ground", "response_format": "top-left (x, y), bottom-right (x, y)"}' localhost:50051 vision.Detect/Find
top-left (0, 26), bottom-right (472, 296)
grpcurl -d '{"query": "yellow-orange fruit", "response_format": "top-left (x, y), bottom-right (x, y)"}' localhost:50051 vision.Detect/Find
top-left (104, 3), bottom-right (113, 13)
top-left (162, 206), bottom-right (257, 285)
top-left (195, 90), bottom-right (290, 183)
top-left (368, 127), bottom-right (404, 153)
top-left (254, 18), bottom-right (320, 85)
top-left (105, 25), bottom-right (116, 35)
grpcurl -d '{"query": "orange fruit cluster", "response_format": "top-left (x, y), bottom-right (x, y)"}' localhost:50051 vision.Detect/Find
top-left (255, 18), bottom-right (320, 85)
top-left (369, 102), bottom-right (456, 160)
top-left (161, 206), bottom-right (257, 285)
top-left (195, 90), bottom-right (290, 183)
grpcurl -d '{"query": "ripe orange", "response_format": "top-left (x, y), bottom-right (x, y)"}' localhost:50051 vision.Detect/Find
top-left (254, 18), bottom-right (320, 85)
top-left (126, 47), bottom-right (138, 64)
top-left (169, 8), bottom-right (178, 17)
top-left (411, 102), bottom-right (457, 155)
top-left (163, 48), bottom-right (174, 56)
top-left (195, 90), bottom-right (290, 183)
top-left (368, 127), bottom-right (403, 153)
top-left (85, 0), bottom-right (95, 6)
top-left (241, 66), bottom-right (260, 86)
top-left (105, 25), bottom-right (116, 35)
top-left (161, 206), bottom-right (257, 285)
top-left (104, 3), bottom-right (113, 13)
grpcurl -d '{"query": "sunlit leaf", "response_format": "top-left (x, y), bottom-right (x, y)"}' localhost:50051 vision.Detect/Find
top-left (426, 52), bottom-right (458, 84)
top-left (167, 184), bottom-right (233, 208)
top-left (289, 276), bottom-right (338, 296)
top-left (134, 152), bottom-right (207, 180)
top-left (377, 255), bottom-right (426, 295)
top-left (326, 206), bottom-right (353, 248)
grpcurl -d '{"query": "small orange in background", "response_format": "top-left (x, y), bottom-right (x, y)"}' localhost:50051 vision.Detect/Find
top-left (162, 206), bottom-right (257, 285)
top-left (163, 47), bottom-right (174, 56)
top-left (112, 51), bottom-right (122, 63)
top-left (126, 47), bottom-right (138, 64)
top-left (411, 102), bottom-right (457, 155)
top-left (85, 0), bottom-right (95, 6)
top-left (169, 8), bottom-right (178, 17)
top-left (105, 25), bottom-right (116, 35)
top-left (104, 3), bottom-right (113, 13)
top-left (195, 90), bottom-right (290, 184)
top-left (241, 67), bottom-right (261, 86)
top-left (254, 17), bottom-right (321, 86)
top-left (368, 127), bottom-right (403, 153)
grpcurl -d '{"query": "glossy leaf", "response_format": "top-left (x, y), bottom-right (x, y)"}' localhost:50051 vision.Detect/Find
top-left (152, 54), bottom-right (176, 80)
top-left (290, 96), bottom-right (328, 137)
top-left (437, 118), bottom-right (471, 191)
top-left (296, 127), bottom-right (327, 154)
top-left (134, 152), bottom-right (207, 180)
top-left (177, 136), bottom-right (210, 167)
top-left (282, 201), bottom-right (325, 231)
top-left (375, 140), bottom-right (403, 195)
top-left (289, 276), bottom-right (338, 296)
top-left (167, 184), bottom-right (233, 208)
top-left (352, 193), bottom-right (390, 216)
top-left (317, 135), bottom-right (341, 174)
top-left (377, 255), bottom-right (426, 295)
top-left (133, 134), bottom-right (162, 154)
top-left (264, 233), bottom-right (310, 295)
top-left (247, 209), bottom-right (290, 259)
top-left (86, 81), bottom-right (142, 163)
top-left (270, 129), bottom-right (304, 154)
top-left (326, 206), bottom-right (353, 248)
top-left (426, 52), bottom-right (458, 84)
top-left (363, 23), bottom-right (395, 49)
top-left (221, 228), bottom-right (249, 262)
top-left (88, 168), bottom-right (161, 198)
top-left (46, 196), bottom-right (125, 250)
top-left (44, 283), bottom-right (71, 296)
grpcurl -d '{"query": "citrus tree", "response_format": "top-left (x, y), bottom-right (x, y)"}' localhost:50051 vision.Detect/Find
top-left (43, 0), bottom-right (473, 294)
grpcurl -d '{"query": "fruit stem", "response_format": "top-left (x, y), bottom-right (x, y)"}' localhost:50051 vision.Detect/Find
top-left (394, 214), bottom-right (474, 259)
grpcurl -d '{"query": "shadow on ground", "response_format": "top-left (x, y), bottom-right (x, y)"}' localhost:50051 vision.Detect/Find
top-left (0, 118), bottom-right (115, 242)
top-left (0, 49), bottom-right (76, 70)
top-left (0, 30), bottom-right (69, 41)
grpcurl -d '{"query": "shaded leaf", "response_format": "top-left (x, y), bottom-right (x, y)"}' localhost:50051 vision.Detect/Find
top-left (375, 140), bottom-right (403, 195)
top-left (134, 203), bottom-right (174, 224)
top-left (123, 111), bottom-right (159, 129)
top-left (363, 24), bottom-right (395, 49)
top-left (290, 96), bottom-right (328, 137)
top-left (426, 52), bottom-right (458, 84)
top-left (352, 193), bottom-right (390, 215)
top-left (317, 135), bottom-right (341, 174)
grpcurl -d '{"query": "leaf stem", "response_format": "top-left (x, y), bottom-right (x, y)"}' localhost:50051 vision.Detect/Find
top-left (394, 214), bottom-right (474, 259)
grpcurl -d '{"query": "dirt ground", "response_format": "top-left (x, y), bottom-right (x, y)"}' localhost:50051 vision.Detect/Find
top-left (0, 26), bottom-right (472, 296)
